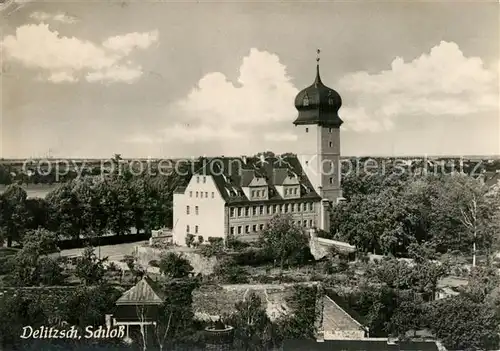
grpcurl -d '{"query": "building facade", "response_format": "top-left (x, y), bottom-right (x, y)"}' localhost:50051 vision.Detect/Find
top-left (172, 59), bottom-right (344, 246)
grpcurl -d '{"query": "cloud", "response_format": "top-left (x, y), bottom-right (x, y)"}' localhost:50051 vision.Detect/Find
top-left (130, 41), bottom-right (499, 155)
top-left (174, 48), bottom-right (299, 127)
top-left (0, 24), bottom-right (158, 83)
top-left (30, 11), bottom-right (78, 24)
top-left (338, 41), bottom-right (499, 132)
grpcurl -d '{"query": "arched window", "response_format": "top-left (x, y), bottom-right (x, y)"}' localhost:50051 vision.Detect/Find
top-left (303, 94), bottom-right (309, 106)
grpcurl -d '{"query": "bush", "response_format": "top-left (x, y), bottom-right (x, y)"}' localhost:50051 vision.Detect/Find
top-left (185, 234), bottom-right (195, 247)
top-left (213, 258), bottom-right (249, 284)
top-left (231, 248), bottom-right (274, 266)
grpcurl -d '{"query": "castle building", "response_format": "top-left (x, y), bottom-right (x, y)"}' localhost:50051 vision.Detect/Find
top-left (172, 53), bottom-right (344, 245)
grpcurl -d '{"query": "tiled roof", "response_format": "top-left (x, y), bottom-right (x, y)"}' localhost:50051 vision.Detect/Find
top-left (115, 275), bottom-right (165, 305)
top-left (193, 156), bottom-right (321, 204)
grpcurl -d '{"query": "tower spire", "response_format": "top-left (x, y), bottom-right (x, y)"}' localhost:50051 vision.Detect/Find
top-left (315, 48), bottom-right (322, 86)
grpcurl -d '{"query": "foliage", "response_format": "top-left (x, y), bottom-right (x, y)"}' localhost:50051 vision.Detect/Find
top-left (280, 285), bottom-right (322, 339)
top-left (200, 237), bottom-right (225, 258)
top-left (158, 252), bottom-right (193, 278)
top-left (74, 246), bottom-right (107, 285)
top-left (121, 254), bottom-right (145, 282)
top-left (0, 184), bottom-right (30, 246)
top-left (185, 233), bottom-right (195, 247)
top-left (226, 292), bottom-right (280, 351)
top-left (5, 229), bottom-right (65, 286)
top-left (332, 174), bottom-right (500, 258)
top-left (152, 277), bottom-right (202, 349)
top-left (427, 295), bottom-right (500, 351)
top-left (259, 214), bottom-right (309, 270)
top-left (213, 258), bottom-right (249, 284)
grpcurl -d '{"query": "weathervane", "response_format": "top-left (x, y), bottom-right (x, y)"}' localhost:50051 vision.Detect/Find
top-left (316, 49), bottom-right (321, 63)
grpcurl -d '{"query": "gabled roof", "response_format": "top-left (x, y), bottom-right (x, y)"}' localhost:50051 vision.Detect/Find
top-left (190, 156), bottom-right (320, 204)
top-left (115, 275), bottom-right (165, 306)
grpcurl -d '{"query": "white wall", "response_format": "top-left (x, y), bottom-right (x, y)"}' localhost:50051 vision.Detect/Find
top-left (173, 175), bottom-right (226, 246)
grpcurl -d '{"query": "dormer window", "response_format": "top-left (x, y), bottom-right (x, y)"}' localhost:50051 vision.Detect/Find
top-left (303, 94), bottom-right (309, 106)
top-left (328, 97), bottom-right (334, 105)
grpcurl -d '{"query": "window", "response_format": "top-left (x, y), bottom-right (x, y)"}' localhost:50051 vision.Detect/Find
top-left (252, 190), bottom-right (256, 197)
top-left (245, 207), bottom-right (250, 216)
top-left (279, 205), bottom-right (284, 213)
top-left (186, 225), bottom-right (190, 233)
top-left (273, 205), bottom-right (278, 214)
top-left (259, 224), bottom-right (264, 230)
top-left (230, 208), bottom-right (235, 217)
top-left (211, 192), bottom-right (214, 198)
top-left (305, 161), bottom-right (309, 166)
top-left (230, 227), bottom-right (235, 235)
top-left (256, 190), bottom-right (260, 197)
top-left (203, 176), bottom-right (206, 183)
top-left (291, 204), bottom-right (295, 212)
top-left (328, 97), bottom-right (334, 105)
top-left (195, 206), bottom-right (199, 215)
top-left (284, 188), bottom-right (288, 195)
top-left (305, 127), bottom-right (309, 133)
top-left (329, 142), bottom-right (333, 148)
top-left (267, 205), bottom-right (272, 214)
top-left (238, 207), bottom-right (243, 217)
top-left (237, 226), bottom-right (242, 234)
top-left (189, 191), bottom-right (193, 197)
top-left (303, 220), bottom-right (307, 227)
top-left (294, 188), bottom-right (298, 195)
top-left (195, 225), bottom-right (199, 234)
top-left (262, 190), bottom-right (266, 197)
top-left (205, 192), bottom-right (208, 198)
top-left (329, 128), bottom-right (332, 133)
top-left (309, 203), bottom-right (314, 211)
top-left (309, 220), bottom-right (313, 227)
top-left (259, 205), bottom-right (264, 215)
top-left (196, 191), bottom-right (199, 198)
top-left (284, 204), bottom-right (289, 213)
top-left (186, 206), bottom-right (190, 215)
top-left (303, 95), bottom-right (309, 106)
top-left (253, 206), bottom-right (257, 216)
top-left (329, 177), bottom-right (333, 184)
top-left (245, 225), bottom-right (250, 234)
top-left (196, 176), bottom-right (200, 183)
top-left (252, 224), bottom-right (257, 232)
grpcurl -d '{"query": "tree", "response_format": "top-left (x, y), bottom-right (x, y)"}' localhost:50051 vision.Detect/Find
top-left (213, 258), bottom-right (249, 284)
top-left (158, 252), bottom-right (193, 278)
top-left (45, 181), bottom-right (85, 239)
top-left (226, 292), bottom-right (279, 351)
top-left (280, 285), bottom-right (323, 340)
top-left (387, 290), bottom-right (427, 339)
top-left (259, 214), bottom-right (309, 271)
top-left (75, 246), bottom-right (107, 285)
top-left (0, 184), bottom-right (30, 246)
top-left (5, 229), bottom-right (64, 286)
top-left (427, 295), bottom-right (500, 351)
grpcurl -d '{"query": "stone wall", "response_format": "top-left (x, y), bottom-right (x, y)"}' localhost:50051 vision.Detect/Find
top-left (135, 245), bottom-right (218, 275)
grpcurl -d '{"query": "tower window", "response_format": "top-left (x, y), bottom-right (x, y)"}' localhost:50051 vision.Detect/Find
top-left (186, 206), bottom-right (190, 215)
top-left (329, 128), bottom-right (332, 133)
top-left (303, 95), bottom-right (309, 106)
top-left (305, 128), bottom-right (309, 133)
top-left (329, 142), bottom-right (333, 147)
top-left (329, 177), bottom-right (334, 184)
top-left (195, 206), bottom-right (199, 215)
top-left (195, 225), bottom-right (199, 234)
top-left (186, 225), bottom-right (190, 233)
top-left (328, 97), bottom-right (334, 105)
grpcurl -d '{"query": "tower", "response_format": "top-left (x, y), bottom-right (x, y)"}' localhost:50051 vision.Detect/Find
top-left (293, 49), bottom-right (343, 231)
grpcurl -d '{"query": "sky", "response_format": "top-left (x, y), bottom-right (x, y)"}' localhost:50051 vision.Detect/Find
top-left (1, 0), bottom-right (499, 159)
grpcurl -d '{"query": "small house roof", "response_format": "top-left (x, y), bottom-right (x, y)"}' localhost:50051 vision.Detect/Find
top-left (115, 275), bottom-right (165, 305)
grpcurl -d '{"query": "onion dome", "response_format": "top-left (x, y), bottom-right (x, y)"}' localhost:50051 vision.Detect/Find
top-left (293, 50), bottom-right (343, 128)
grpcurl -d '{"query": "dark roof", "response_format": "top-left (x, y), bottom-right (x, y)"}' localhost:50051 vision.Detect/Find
top-left (293, 64), bottom-right (343, 128)
top-left (188, 156), bottom-right (321, 204)
top-left (283, 339), bottom-right (442, 351)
